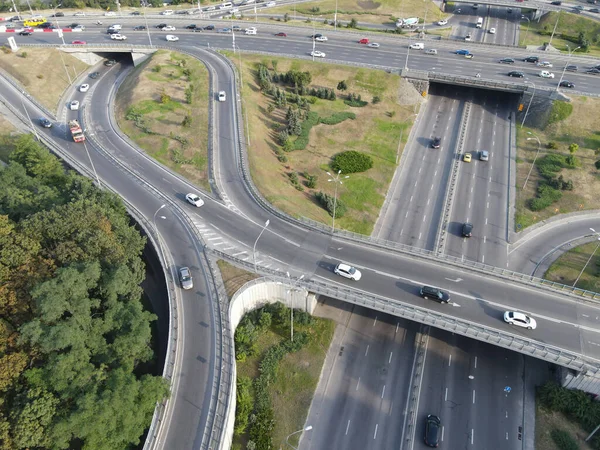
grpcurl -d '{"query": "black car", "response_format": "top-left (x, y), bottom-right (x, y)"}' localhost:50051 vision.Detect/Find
top-left (311, 33), bottom-right (323, 38)
top-left (133, 25), bottom-right (147, 31)
top-left (131, 11), bottom-right (141, 15)
top-left (89, 71), bottom-right (100, 79)
top-left (523, 56), bottom-right (539, 63)
top-left (69, 23), bottom-right (81, 29)
top-left (431, 137), bottom-right (441, 149)
top-left (52, 12), bottom-right (65, 17)
top-left (193, 27), bottom-right (204, 32)
top-left (39, 117), bottom-right (52, 128)
top-left (424, 415), bottom-right (441, 447)
top-left (507, 7), bottom-right (512, 12)
top-left (551, 0), bottom-right (561, 4)
top-left (185, 24), bottom-right (198, 29)
top-left (204, 25), bottom-right (215, 30)
top-left (462, 222), bottom-right (473, 237)
top-left (588, 0), bottom-right (597, 4)
top-left (104, 59), bottom-right (117, 67)
top-left (508, 71), bottom-right (525, 78)
top-left (591, 8), bottom-right (600, 12)
top-left (420, 286), bottom-right (450, 303)
top-left (19, 30), bottom-right (32, 36)
top-left (107, 29), bottom-right (120, 34)
top-left (38, 23), bottom-right (54, 28)
top-left (587, 68), bottom-right (600, 75)
top-left (499, 58), bottom-right (515, 64)
top-left (565, 64), bottom-right (578, 72)
top-left (559, 80), bottom-right (575, 88)
top-left (574, 5), bottom-right (585, 9)
top-left (156, 23), bottom-right (168, 29)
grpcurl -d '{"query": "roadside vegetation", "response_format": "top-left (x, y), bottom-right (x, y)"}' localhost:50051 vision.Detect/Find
top-left (216, 260), bottom-right (259, 298)
top-left (519, 11), bottom-right (600, 55)
top-left (232, 302), bottom-right (334, 450)
top-left (515, 96), bottom-right (600, 230)
top-left (536, 381), bottom-right (598, 450)
top-left (544, 241), bottom-right (600, 292)
top-left (229, 52), bottom-right (420, 234)
top-left (0, 135), bottom-right (169, 448)
top-left (116, 50), bottom-right (210, 190)
top-left (0, 48), bottom-right (89, 113)
top-left (0, 116), bottom-right (21, 162)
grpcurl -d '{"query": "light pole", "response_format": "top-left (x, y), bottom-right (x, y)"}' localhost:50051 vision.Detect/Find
top-left (253, 219), bottom-right (270, 274)
top-left (19, 91), bottom-right (38, 141)
top-left (522, 132), bottom-right (540, 190)
top-left (405, 39), bottom-right (411, 70)
top-left (548, 9), bottom-right (561, 47)
top-left (334, 0), bottom-right (338, 31)
top-left (573, 228), bottom-right (600, 287)
top-left (153, 204), bottom-right (167, 230)
top-left (556, 45), bottom-right (580, 91)
top-left (285, 272), bottom-right (305, 342)
top-left (326, 170), bottom-right (349, 232)
top-left (521, 16), bottom-right (530, 45)
top-left (520, 80), bottom-right (536, 129)
top-left (142, 3), bottom-right (153, 47)
top-left (282, 425), bottom-right (313, 450)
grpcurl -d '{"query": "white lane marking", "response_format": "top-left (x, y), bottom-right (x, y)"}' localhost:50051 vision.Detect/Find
top-left (448, 354), bottom-right (452, 366)
top-left (410, 195), bottom-right (414, 203)
top-left (506, 432), bottom-right (509, 440)
top-left (485, 218), bottom-right (488, 225)
top-left (356, 377), bottom-right (361, 391)
top-left (389, 352), bottom-right (393, 364)
top-left (484, 236), bottom-right (487, 243)
top-left (373, 317), bottom-right (378, 327)
top-left (422, 215), bottom-right (427, 222)
top-left (232, 251), bottom-right (247, 256)
top-left (346, 420), bottom-right (351, 435)
top-left (482, 255), bottom-right (485, 264)
top-left (473, 390), bottom-right (476, 404)
top-left (365, 345), bottom-right (370, 357)
top-left (475, 356), bottom-right (478, 369)
top-left (381, 385), bottom-right (386, 398)
top-left (445, 387), bottom-right (448, 401)
top-left (471, 429), bottom-right (474, 445)
top-left (374, 424), bottom-right (378, 440)
top-left (395, 323), bottom-right (399, 334)
top-left (442, 426), bottom-right (445, 442)
top-left (468, 201), bottom-right (471, 209)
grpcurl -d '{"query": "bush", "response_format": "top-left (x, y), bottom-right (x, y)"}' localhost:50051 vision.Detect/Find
top-left (315, 191), bottom-right (347, 218)
top-left (182, 114), bottom-right (192, 128)
top-left (344, 92), bottom-right (368, 107)
top-left (595, 160), bottom-right (600, 170)
top-left (160, 91), bottom-right (171, 104)
top-left (303, 172), bottom-right (317, 188)
top-left (372, 95), bottom-right (381, 104)
top-left (547, 141), bottom-right (558, 149)
top-left (550, 429), bottom-right (580, 450)
top-left (529, 183), bottom-right (562, 211)
top-left (152, 64), bottom-right (161, 73)
top-left (337, 80), bottom-right (348, 91)
top-left (234, 377), bottom-right (253, 435)
top-left (292, 111), bottom-right (320, 150)
top-left (319, 112), bottom-right (356, 125)
top-left (547, 101), bottom-right (573, 126)
top-left (19, 51), bottom-right (27, 58)
top-left (331, 150), bottom-right (373, 173)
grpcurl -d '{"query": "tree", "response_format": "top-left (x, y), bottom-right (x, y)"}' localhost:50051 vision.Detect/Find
top-left (568, 143), bottom-right (579, 155)
top-left (348, 18), bottom-right (358, 28)
top-left (337, 80), bottom-right (348, 91)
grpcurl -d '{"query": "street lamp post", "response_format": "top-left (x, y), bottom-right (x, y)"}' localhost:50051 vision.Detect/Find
top-left (286, 272), bottom-right (305, 342)
top-left (142, 3), bottom-right (153, 47)
top-left (548, 10), bottom-right (561, 47)
top-left (282, 425), bottom-right (313, 450)
top-left (326, 170), bottom-right (349, 232)
top-left (153, 204), bottom-right (167, 230)
top-left (334, 0), bottom-right (338, 31)
top-left (253, 219), bottom-right (270, 274)
top-left (405, 39), bottom-right (411, 70)
top-left (520, 80), bottom-right (536, 129)
top-left (522, 132), bottom-right (541, 190)
top-left (556, 45), bottom-right (580, 91)
top-left (573, 228), bottom-right (600, 287)
top-left (521, 16), bottom-right (530, 45)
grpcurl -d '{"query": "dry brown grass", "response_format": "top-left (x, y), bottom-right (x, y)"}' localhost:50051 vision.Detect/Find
top-left (0, 48), bottom-right (90, 114)
top-left (115, 50), bottom-right (210, 190)
top-left (536, 405), bottom-right (594, 450)
top-left (515, 95), bottom-right (600, 230)
top-left (216, 260), bottom-right (259, 299)
top-left (231, 52), bottom-right (420, 234)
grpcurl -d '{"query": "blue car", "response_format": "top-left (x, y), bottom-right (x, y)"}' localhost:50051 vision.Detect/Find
top-left (455, 49), bottom-right (471, 55)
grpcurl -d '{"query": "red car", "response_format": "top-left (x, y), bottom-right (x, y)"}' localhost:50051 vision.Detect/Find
top-left (359, 38), bottom-right (369, 44)
top-left (275, 32), bottom-right (287, 37)
top-left (71, 40), bottom-right (87, 44)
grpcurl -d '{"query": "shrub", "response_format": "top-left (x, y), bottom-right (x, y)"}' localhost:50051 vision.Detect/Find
top-left (292, 111), bottom-right (320, 150)
top-left (337, 80), bottom-right (348, 91)
top-left (348, 18), bottom-right (358, 28)
top-left (547, 141), bottom-right (558, 149)
top-left (160, 91), bottom-right (171, 104)
top-left (185, 85), bottom-right (193, 104)
top-left (234, 377), bottom-right (253, 435)
top-left (595, 160), bottom-right (600, 170)
top-left (182, 114), bottom-right (192, 128)
top-left (319, 112), bottom-right (356, 125)
top-left (304, 172), bottom-right (317, 188)
top-left (331, 150), bottom-right (373, 173)
top-left (20, 51), bottom-right (27, 58)
top-left (550, 429), bottom-right (580, 450)
top-left (529, 183), bottom-right (562, 211)
top-left (547, 101), bottom-right (573, 126)
top-left (372, 95), bottom-right (381, 104)
top-left (182, 68), bottom-right (191, 78)
top-left (344, 92), bottom-right (368, 107)
top-left (315, 191), bottom-right (347, 218)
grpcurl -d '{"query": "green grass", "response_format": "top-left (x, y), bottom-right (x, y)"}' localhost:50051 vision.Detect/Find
top-left (544, 242), bottom-right (600, 292)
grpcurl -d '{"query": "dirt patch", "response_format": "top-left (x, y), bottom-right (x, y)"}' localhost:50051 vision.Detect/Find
top-left (0, 48), bottom-right (90, 114)
top-left (357, 0), bottom-right (381, 10)
top-left (536, 405), bottom-right (594, 450)
top-left (216, 260), bottom-right (258, 299)
top-left (115, 50), bottom-right (210, 190)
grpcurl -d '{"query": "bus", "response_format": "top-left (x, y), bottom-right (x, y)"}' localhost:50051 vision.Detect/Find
top-left (24, 17), bottom-right (47, 27)
top-left (476, 17), bottom-right (483, 28)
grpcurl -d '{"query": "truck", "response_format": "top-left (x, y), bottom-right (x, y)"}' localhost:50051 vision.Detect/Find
top-left (69, 120), bottom-right (85, 143)
top-left (396, 17), bottom-right (419, 28)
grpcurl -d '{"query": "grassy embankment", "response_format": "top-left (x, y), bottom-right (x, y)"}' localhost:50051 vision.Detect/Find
top-left (544, 241), bottom-right (600, 292)
top-left (229, 52), bottom-right (420, 234)
top-left (115, 50), bottom-right (211, 190)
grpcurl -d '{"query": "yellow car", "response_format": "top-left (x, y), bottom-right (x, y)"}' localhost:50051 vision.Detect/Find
top-left (463, 153), bottom-right (472, 162)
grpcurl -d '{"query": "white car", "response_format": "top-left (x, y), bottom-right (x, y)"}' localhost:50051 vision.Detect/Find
top-left (74, 11), bottom-right (85, 16)
top-left (504, 311), bottom-right (537, 330)
top-left (218, 91), bottom-right (226, 102)
top-left (162, 9), bottom-right (174, 15)
top-left (186, 193), bottom-right (204, 207)
top-left (266, 1), bottom-right (276, 5)
top-left (104, 11), bottom-right (116, 16)
top-left (110, 34), bottom-right (127, 40)
top-left (165, 35), bottom-right (179, 41)
top-left (73, 25), bottom-right (85, 31)
top-left (315, 35), bottom-right (328, 42)
top-left (437, 19), bottom-right (448, 25)
top-left (310, 50), bottom-right (326, 58)
top-left (537, 61), bottom-right (553, 68)
top-left (539, 70), bottom-right (555, 78)
top-left (489, 27), bottom-right (496, 34)
top-left (409, 42), bottom-right (424, 49)
top-left (464, 34), bottom-right (472, 41)
top-left (79, 84), bottom-right (90, 93)
top-left (367, 42), bottom-right (380, 48)
top-left (108, 24), bottom-right (122, 30)
top-left (162, 25), bottom-right (176, 31)
top-left (69, 100), bottom-right (80, 111)
top-left (334, 263), bottom-right (362, 281)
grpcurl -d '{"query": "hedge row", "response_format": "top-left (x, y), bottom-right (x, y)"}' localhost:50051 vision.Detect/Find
top-left (292, 112), bottom-right (355, 151)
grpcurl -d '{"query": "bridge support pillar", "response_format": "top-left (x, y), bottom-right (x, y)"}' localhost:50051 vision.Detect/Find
top-left (131, 52), bottom-right (152, 67)
top-left (561, 367), bottom-right (600, 395)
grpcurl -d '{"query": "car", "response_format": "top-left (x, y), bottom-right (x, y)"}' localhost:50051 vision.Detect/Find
top-left (74, 11), bottom-right (85, 16)
top-left (186, 193), bottom-right (204, 207)
top-left (551, 0), bottom-right (561, 4)
top-left (52, 12), bottom-right (65, 17)
top-left (134, 25), bottom-right (147, 31)
top-left (193, 27), bottom-right (205, 32)
top-left (72, 25), bottom-right (85, 31)
top-left (310, 50), bottom-right (326, 58)
top-left (166, 35), bottom-right (179, 42)
top-left (217, 28), bottom-right (232, 33)
top-left (464, 53), bottom-right (474, 59)
top-left (179, 267), bottom-right (193, 290)
top-left (89, 71), bottom-right (100, 79)
top-left (536, 61), bottom-right (553, 67)
top-left (69, 23), bottom-right (81, 29)
top-left (39, 117), bottom-right (52, 128)
top-left (334, 263), bottom-right (362, 281)
top-left (425, 49), bottom-right (437, 55)
top-left (107, 29), bottom-right (120, 35)
top-left (455, 49), bottom-right (471, 55)
top-left (156, 23), bottom-right (168, 29)
top-left (110, 33), bottom-right (127, 40)
top-left (504, 311), bottom-right (537, 329)
top-left (424, 415), bottom-right (441, 447)
top-left (472, 3), bottom-right (478, 7)
top-left (480, 150), bottom-right (489, 161)
top-left (204, 25), bottom-right (215, 30)
top-left (499, 58), bottom-right (515, 64)
top-left (79, 84), bottom-right (90, 92)
top-left (39, 23), bottom-right (54, 28)
top-left (69, 100), bottom-right (80, 111)
top-left (586, 68), bottom-right (600, 75)
top-left (462, 222), bottom-right (473, 237)
top-left (161, 25), bottom-right (176, 31)
top-left (232, 25), bottom-right (242, 31)
top-left (185, 24), bottom-right (198, 29)
top-left (359, 38), bottom-right (369, 44)
top-left (507, 8), bottom-right (512, 12)
top-left (218, 91), bottom-right (226, 102)
top-left (368, 43), bottom-right (380, 48)
top-left (266, 1), bottom-right (276, 6)
top-left (19, 30), bottom-right (32, 36)
top-left (574, 5), bottom-right (584, 10)
top-left (310, 33), bottom-right (323, 38)
top-left (464, 33), bottom-right (472, 41)
top-left (131, 11), bottom-right (141, 15)
top-left (420, 286), bottom-right (449, 303)
top-left (71, 40), bottom-right (86, 45)
top-left (539, 70), bottom-right (555, 78)
top-left (564, 64), bottom-right (578, 72)
top-left (275, 32), bottom-right (287, 37)
top-left (463, 153), bottom-right (472, 162)
top-left (559, 80), bottom-right (575, 88)
top-left (431, 137), bottom-right (441, 149)
top-left (105, 11), bottom-right (116, 16)
top-left (489, 27), bottom-right (496, 34)
top-left (162, 9), bottom-right (174, 15)
top-left (508, 71), bottom-right (525, 78)
top-left (104, 59), bottom-right (117, 67)
top-left (315, 36), bottom-right (328, 42)
top-left (523, 55), bottom-right (539, 63)
top-left (591, 8), bottom-right (600, 12)
top-left (437, 19), bottom-right (448, 25)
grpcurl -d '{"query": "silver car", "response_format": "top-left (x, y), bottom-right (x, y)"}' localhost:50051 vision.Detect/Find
top-left (179, 267), bottom-right (193, 290)
top-left (480, 150), bottom-right (489, 161)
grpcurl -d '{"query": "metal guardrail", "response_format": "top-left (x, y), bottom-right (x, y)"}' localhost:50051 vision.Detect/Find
top-left (0, 70), bottom-right (56, 119)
